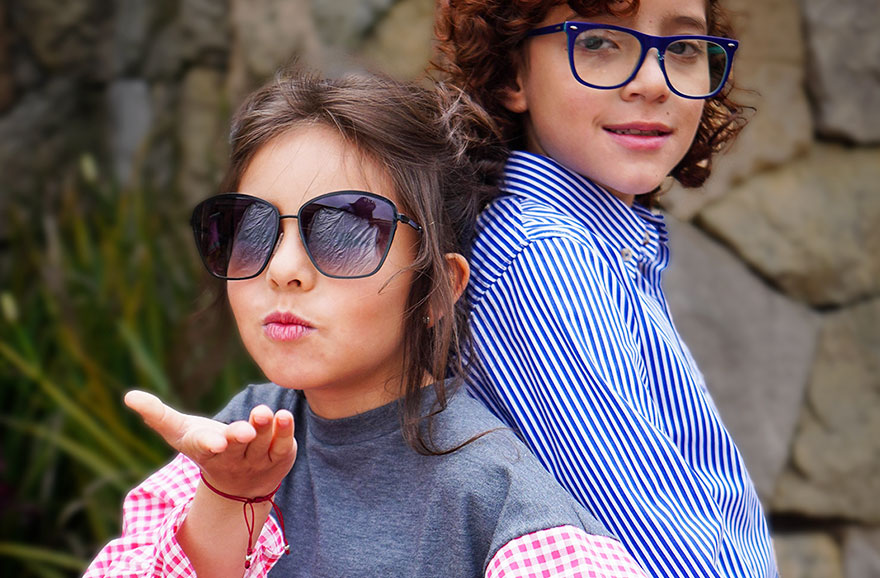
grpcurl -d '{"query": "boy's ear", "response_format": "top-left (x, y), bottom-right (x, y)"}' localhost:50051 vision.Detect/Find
top-left (445, 252), bottom-right (470, 302)
top-left (501, 74), bottom-right (528, 114)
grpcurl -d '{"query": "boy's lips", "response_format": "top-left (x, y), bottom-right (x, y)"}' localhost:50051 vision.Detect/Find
top-left (262, 311), bottom-right (314, 341)
top-left (604, 122), bottom-right (673, 150)
top-left (603, 122), bottom-right (672, 137)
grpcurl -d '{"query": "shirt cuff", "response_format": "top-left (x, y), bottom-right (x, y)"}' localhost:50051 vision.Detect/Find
top-left (245, 512), bottom-right (288, 576)
top-left (152, 493), bottom-right (289, 577)
top-left (486, 525), bottom-right (649, 578)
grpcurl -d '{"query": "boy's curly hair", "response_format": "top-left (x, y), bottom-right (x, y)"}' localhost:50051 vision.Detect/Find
top-left (433, 0), bottom-right (749, 204)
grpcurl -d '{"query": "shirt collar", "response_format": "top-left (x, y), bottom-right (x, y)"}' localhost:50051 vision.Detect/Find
top-left (502, 151), bottom-right (668, 261)
top-left (305, 382), bottom-right (452, 446)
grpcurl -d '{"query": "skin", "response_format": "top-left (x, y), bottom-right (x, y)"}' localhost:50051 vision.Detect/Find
top-left (226, 125), bottom-right (423, 420)
top-left (125, 390), bottom-right (292, 577)
top-left (503, 0), bottom-right (708, 205)
top-left (125, 125), bottom-right (470, 577)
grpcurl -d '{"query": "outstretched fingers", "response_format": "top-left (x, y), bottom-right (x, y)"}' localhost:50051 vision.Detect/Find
top-left (125, 390), bottom-right (228, 458)
top-left (125, 390), bottom-right (187, 444)
top-left (126, 390), bottom-right (296, 496)
top-left (269, 410), bottom-right (296, 463)
top-left (244, 406), bottom-right (296, 464)
top-left (241, 404), bottom-right (275, 459)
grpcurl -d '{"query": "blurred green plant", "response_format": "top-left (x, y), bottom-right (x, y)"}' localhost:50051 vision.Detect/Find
top-left (0, 156), bottom-right (263, 577)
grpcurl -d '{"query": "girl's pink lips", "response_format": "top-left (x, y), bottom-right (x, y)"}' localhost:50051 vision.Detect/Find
top-left (262, 311), bottom-right (315, 342)
top-left (603, 122), bottom-right (673, 151)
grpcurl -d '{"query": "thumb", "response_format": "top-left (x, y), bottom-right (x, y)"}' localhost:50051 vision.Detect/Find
top-left (124, 390), bottom-right (190, 449)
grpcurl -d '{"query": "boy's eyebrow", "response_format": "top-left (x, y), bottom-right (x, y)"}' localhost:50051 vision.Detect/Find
top-left (564, 12), bottom-right (709, 34)
top-left (666, 14), bottom-right (708, 33)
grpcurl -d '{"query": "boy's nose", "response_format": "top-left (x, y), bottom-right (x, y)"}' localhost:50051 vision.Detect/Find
top-left (622, 48), bottom-right (670, 101)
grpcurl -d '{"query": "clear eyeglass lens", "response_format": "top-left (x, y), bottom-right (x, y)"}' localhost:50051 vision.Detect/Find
top-left (571, 27), bottom-right (727, 97)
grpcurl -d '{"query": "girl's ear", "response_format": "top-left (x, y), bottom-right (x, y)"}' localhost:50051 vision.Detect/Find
top-left (427, 253), bottom-right (470, 328)
top-left (445, 252), bottom-right (470, 303)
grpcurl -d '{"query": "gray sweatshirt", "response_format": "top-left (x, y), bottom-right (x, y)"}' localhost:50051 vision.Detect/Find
top-left (215, 382), bottom-right (611, 577)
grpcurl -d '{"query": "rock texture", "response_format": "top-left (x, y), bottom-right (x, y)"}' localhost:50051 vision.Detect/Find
top-left (13, 0), bottom-right (107, 77)
top-left (361, 0), bottom-right (436, 80)
top-left (176, 68), bottom-right (227, 206)
top-left (773, 298), bottom-right (880, 523)
top-left (698, 145), bottom-right (880, 307)
top-left (844, 527), bottom-right (880, 578)
top-left (801, 0), bottom-right (880, 144)
top-left (0, 78), bottom-right (85, 197)
top-left (227, 0), bottom-right (321, 103)
top-left (107, 79), bottom-right (153, 185)
top-left (775, 533), bottom-right (843, 578)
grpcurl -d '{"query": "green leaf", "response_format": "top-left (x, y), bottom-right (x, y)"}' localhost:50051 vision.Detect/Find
top-left (0, 542), bottom-right (86, 571)
top-left (118, 321), bottom-right (172, 397)
top-left (0, 417), bottom-right (135, 490)
top-left (0, 343), bottom-right (141, 471)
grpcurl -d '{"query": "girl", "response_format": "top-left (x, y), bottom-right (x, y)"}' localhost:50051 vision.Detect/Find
top-left (434, 1), bottom-right (779, 577)
top-left (83, 71), bottom-right (650, 578)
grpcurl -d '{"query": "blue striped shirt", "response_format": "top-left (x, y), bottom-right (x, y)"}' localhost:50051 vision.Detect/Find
top-left (464, 151), bottom-right (778, 578)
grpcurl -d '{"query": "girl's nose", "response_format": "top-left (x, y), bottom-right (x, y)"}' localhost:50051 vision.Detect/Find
top-left (265, 220), bottom-right (318, 290)
top-left (622, 48), bottom-right (670, 102)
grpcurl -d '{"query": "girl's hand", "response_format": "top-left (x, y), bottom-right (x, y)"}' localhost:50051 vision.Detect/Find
top-left (124, 390), bottom-right (296, 497)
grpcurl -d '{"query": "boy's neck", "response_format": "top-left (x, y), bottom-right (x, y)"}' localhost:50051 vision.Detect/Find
top-left (517, 148), bottom-right (637, 207)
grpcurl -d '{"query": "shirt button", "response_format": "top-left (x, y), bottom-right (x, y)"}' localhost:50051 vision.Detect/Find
top-left (620, 248), bottom-right (633, 262)
top-left (642, 232), bottom-right (651, 245)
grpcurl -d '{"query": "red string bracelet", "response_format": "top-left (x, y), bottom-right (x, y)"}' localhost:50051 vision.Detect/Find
top-left (200, 473), bottom-right (291, 569)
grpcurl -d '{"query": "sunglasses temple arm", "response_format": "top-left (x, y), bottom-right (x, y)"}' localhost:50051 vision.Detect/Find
top-left (398, 215), bottom-right (422, 233)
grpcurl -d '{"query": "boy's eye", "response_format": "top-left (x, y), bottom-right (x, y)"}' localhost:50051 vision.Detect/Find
top-left (579, 35), bottom-right (609, 50)
top-left (574, 31), bottom-right (623, 52)
top-left (667, 39), bottom-right (705, 59)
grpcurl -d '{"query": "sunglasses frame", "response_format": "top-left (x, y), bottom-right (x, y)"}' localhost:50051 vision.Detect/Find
top-left (528, 21), bottom-right (738, 100)
top-left (191, 190), bottom-right (423, 281)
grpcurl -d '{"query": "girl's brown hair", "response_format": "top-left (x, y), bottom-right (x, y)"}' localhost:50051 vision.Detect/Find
top-left (433, 0), bottom-right (749, 206)
top-left (222, 70), bottom-right (506, 454)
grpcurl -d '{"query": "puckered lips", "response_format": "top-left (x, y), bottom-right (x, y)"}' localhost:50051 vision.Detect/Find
top-left (262, 310), bottom-right (315, 342)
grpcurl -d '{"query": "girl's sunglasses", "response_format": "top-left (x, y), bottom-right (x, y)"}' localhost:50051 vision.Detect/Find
top-left (190, 191), bottom-right (422, 280)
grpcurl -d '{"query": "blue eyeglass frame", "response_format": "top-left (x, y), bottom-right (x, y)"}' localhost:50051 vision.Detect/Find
top-left (528, 21), bottom-right (739, 100)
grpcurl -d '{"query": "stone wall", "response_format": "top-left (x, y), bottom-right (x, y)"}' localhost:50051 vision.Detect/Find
top-left (1, 0), bottom-right (878, 575)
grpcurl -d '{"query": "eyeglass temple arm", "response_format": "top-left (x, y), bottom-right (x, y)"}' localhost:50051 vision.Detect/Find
top-left (528, 23), bottom-right (566, 37)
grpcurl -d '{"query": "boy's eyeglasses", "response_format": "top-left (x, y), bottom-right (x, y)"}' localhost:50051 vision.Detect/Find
top-left (528, 22), bottom-right (738, 99)
top-left (190, 191), bottom-right (422, 280)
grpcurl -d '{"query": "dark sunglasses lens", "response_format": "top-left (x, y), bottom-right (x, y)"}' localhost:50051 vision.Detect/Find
top-left (192, 196), bottom-right (278, 279)
top-left (299, 193), bottom-right (396, 277)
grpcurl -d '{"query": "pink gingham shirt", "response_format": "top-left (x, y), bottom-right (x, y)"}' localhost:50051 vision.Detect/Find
top-left (84, 454), bottom-right (648, 578)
